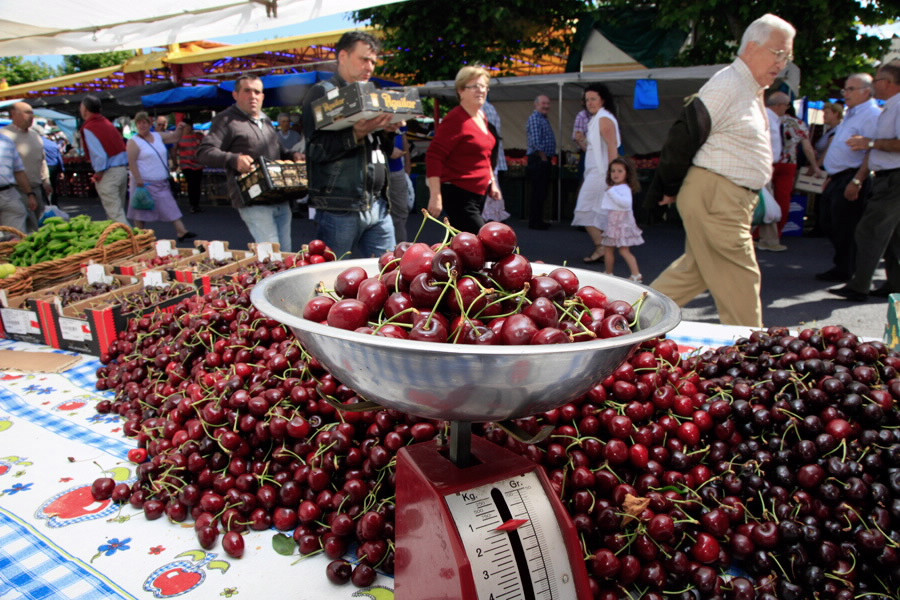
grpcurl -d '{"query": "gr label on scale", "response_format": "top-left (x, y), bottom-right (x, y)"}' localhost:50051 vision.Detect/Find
top-left (395, 435), bottom-right (591, 600)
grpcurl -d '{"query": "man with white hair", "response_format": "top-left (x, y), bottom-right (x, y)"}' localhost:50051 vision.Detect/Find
top-left (650, 14), bottom-right (796, 327)
top-left (1, 102), bottom-right (50, 230)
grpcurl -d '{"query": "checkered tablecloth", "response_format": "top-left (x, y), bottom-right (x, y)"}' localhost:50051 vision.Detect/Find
top-left (0, 323), bottom-right (746, 600)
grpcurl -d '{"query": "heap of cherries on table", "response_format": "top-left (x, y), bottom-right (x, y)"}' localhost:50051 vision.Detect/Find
top-left (88, 223), bottom-right (898, 599)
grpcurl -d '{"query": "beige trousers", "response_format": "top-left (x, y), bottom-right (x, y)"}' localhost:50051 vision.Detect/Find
top-left (650, 166), bottom-right (763, 327)
top-left (95, 166), bottom-right (130, 225)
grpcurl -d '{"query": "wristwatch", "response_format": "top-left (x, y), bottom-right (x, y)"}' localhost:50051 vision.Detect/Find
top-left (868, 139), bottom-right (876, 149)
top-left (852, 178), bottom-right (862, 187)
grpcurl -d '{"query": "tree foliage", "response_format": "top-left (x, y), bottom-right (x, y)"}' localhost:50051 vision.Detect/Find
top-left (606, 0), bottom-right (900, 96)
top-left (353, 0), bottom-right (594, 83)
top-left (0, 57), bottom-right (59, 86)
top-left (61, 50), bottom-right (135, 74)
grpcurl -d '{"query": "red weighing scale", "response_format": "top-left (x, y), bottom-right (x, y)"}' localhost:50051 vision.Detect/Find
top-left (249, 258), bottom-right (681, 600)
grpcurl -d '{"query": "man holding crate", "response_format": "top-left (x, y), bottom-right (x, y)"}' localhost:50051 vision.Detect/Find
top-left (197, 75), bottom-right (302, 251)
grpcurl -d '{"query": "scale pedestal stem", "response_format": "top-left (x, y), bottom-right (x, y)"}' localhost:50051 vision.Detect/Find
top-left (448, 421), bottom-right (473, 467)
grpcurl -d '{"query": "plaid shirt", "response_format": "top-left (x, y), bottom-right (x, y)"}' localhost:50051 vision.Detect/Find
top-left (572, 109), bottom-right (590, 141)
top-left (526, 110), bottom-right (556, 156)
top-left (693, 58), bottom-right (772, 191)
top-left (482, 101), bottom-right (507, 172)
top-left (0, 134), bottom-right (24, 187)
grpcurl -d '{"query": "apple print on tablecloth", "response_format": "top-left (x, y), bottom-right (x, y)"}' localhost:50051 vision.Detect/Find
top-left (35, 483), bottom-right (118, 527)
top-left (352, 586), bottom-right (395, 600)
top-left (0, 454), bottom-right (31, 478)
top-left (143, 550), bottom-right (230, 598)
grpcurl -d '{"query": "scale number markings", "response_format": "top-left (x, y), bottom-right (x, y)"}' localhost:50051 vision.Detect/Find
top-left (444, 471), bottom-right (579, 600)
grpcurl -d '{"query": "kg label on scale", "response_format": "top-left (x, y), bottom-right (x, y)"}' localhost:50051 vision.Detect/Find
top-left (444, 471), bottom-right (578, 600)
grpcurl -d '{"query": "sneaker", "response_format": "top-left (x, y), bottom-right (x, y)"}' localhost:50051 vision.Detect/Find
top-left (629, 274), bottom-right (643, 283)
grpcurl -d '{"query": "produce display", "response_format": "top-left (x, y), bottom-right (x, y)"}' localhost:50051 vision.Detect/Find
top-left (236, 158), bottom-right (308, 205)
top-left (86, 239), bottom-right (899, 599)
top-left (8, 216), bottom-right (141, 267)
top-left (52, 280), bottom-right (123, 305)
top-left (66, 282), bottom-right (196, 319)
top-left (306, 221), bottom-right (640, 344)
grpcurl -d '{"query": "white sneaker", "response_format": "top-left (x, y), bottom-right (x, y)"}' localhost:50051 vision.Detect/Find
top-left (758, 241), bottom-right (787, 252)
top-left (629, 274), bottom-right (643, 283)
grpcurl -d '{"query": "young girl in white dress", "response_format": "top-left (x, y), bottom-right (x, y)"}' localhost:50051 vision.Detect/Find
top-left (601, 157), bottom-right (644, 282)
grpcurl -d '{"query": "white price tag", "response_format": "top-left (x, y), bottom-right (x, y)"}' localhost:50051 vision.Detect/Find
top-left (0, 308), bottom-right (40, 335)
top-left (59, 316), bottom-right (91, 342)
top-left (142, 270), bottom-right (165, 288)
top-left (85, 264), bottom-right (112, 285)
top-left (155, 240), bottom-right (178, 257)
top-left (208, 241), bottom-right (232, 261)
top-left (256, 243), bottom-right (274, 261)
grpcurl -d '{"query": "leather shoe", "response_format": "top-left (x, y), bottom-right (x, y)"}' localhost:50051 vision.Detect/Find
top-left (815, 269), bottom-right (849, 282)
top-left (829, 286), bottom-right (868, 302)
top-left (528, 222), bottom-right (550, 230)
top-left (871, 285), bottom-right (896, 298)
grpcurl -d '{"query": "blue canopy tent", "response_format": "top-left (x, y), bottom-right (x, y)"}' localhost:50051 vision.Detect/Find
top-left (141, 85), bottom-right (235, 112)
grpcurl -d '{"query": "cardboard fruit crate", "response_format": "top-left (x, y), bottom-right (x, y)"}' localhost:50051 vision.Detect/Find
top-left (172, 242), bottom-right (255, 295)
top-left (37, 274), bottom-right (197, 357)
top-left (235, 159), bottom-right (307, 205)
top-left (0, 289), bottom-right (52, 345)
top-left (109, 240), bottom-right (200, 277)
top-left (311, 82), bottom-right (422, 131)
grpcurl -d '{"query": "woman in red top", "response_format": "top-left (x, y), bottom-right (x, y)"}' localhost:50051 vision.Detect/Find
top-left (426, 66), bottom-right (501, 233)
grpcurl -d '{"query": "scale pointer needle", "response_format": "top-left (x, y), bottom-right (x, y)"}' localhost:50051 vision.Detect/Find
top-left (495, 518), bottom-right (528, 532)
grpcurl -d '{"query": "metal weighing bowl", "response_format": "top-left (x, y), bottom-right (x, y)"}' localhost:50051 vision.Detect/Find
top-left (251, 259), bottom-right (680, 422)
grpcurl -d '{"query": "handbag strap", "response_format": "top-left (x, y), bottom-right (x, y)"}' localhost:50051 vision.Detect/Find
top-left (135, 133), bottom-right (170, 175)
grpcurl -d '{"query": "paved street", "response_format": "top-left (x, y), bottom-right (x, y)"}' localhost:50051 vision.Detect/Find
top-left (58, 194), bottom-right (890, 340)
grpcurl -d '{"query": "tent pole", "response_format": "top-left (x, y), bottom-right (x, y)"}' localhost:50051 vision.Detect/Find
top-left (557, 81), bottom-right (563, 223)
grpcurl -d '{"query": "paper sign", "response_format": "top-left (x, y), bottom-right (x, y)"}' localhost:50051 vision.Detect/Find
top-left (59, 316), bottom-right (92, 342)
top-left (208, 241), bottom-right (232, 261)
top-left (256, 243), bottom-right (274, 261)
top-left (0, 308), bottom-right (40, 334)
top-left (85, 264), bottom-right (112, 285)
top-left (155, 240), bottom-right (178, 257)
top-left (142, 271), bottom-right (165, 288)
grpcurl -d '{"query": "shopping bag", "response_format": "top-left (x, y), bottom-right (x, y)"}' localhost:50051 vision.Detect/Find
top-left (752, 192), bottom-right (766, 226)
top-left (634, 79), bottom-right (660, 110)
top-left (761, 186), bottom-right (781, 224)
top-left (131, 186), bottom-right (155, 210)
top-left (39, 203), bottom-right (70, 225)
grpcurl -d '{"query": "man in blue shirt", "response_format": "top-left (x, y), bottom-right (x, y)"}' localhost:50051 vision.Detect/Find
top-left (526, 94), bottom-right (555, 229)
top-left (0, 135), bottom-right (37, 232)
top-left (42, 131), bottom-right (64, 204)
top-left (816, 73), bottom-right (881, 283)
top-left (832, 61), bottom-right (900, 300)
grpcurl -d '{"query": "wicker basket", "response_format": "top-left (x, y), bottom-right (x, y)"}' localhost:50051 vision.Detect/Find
top-left (26, 223), bottom-right (157, 290)
top-left (0, 226), bottom-right (27, 261)
top-left (0, 268), bottom-right (33, 297)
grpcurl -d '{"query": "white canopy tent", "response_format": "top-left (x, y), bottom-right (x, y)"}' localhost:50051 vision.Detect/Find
top-left (0, 0), bottom-right (404, 56)
top-left (419, 64), bottom-right (800, 155)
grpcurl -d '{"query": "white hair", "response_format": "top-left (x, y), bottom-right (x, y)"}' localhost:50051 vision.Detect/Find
top-left (739, 14), bottom-right (796, 54)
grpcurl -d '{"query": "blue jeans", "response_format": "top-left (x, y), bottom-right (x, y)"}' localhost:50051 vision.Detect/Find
top-left (315, 197), bottom-right (396, 258)
top-left (238, 202), bottom-right (292, 252)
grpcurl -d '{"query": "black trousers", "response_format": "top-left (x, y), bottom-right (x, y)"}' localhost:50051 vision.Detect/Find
top-left (441, 182), bottom-right (486, 234)
top-left (820, 169), bottom-right (869, 276)
top-left (527, 153), bottom-right (551, 225)
top-left (182, 168), bottom-right (204, 210)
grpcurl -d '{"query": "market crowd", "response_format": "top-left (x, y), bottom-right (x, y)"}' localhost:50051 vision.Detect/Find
top-left (2, 21), bottom-right (900, 328)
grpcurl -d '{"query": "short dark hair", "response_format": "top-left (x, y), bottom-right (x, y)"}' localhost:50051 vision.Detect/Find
top-left (879, 62), bottom-right (900, 85)
top-left (335, 31), bottom-right (380, 56)
top-left (234, 75), bottom-right (262, 93)
top-left (586, 83), bottom-right (616, 118)
top-left (81, 95), bottom-right (102, 114)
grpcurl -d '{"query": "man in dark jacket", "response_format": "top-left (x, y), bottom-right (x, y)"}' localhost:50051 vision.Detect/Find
top-left (197, 75), bottom-right (302, 251)
top-left (302, 31), bottom-right (397, 258)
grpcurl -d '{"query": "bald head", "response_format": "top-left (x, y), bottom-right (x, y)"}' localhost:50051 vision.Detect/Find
top-left (9, 102), bottom-right (35, 131)
top-left (766, 92), bottom-right (791, 116)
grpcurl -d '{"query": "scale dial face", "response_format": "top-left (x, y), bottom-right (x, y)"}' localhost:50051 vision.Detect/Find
top-left (443, 470), bottom-right (579, 600)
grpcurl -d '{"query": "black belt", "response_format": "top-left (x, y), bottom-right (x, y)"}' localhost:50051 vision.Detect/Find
top-left (0, 184), bottom-right (12, 192)
top-left (873, 167), bottom-right (900, 179)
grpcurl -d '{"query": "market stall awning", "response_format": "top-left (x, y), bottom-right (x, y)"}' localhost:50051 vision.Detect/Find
top-left (166, 29), bottom-right (358, 65)
top-left (0, 0), bottom-right (406, 56)
top-left (0, 65), bottom-right (121, 97)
